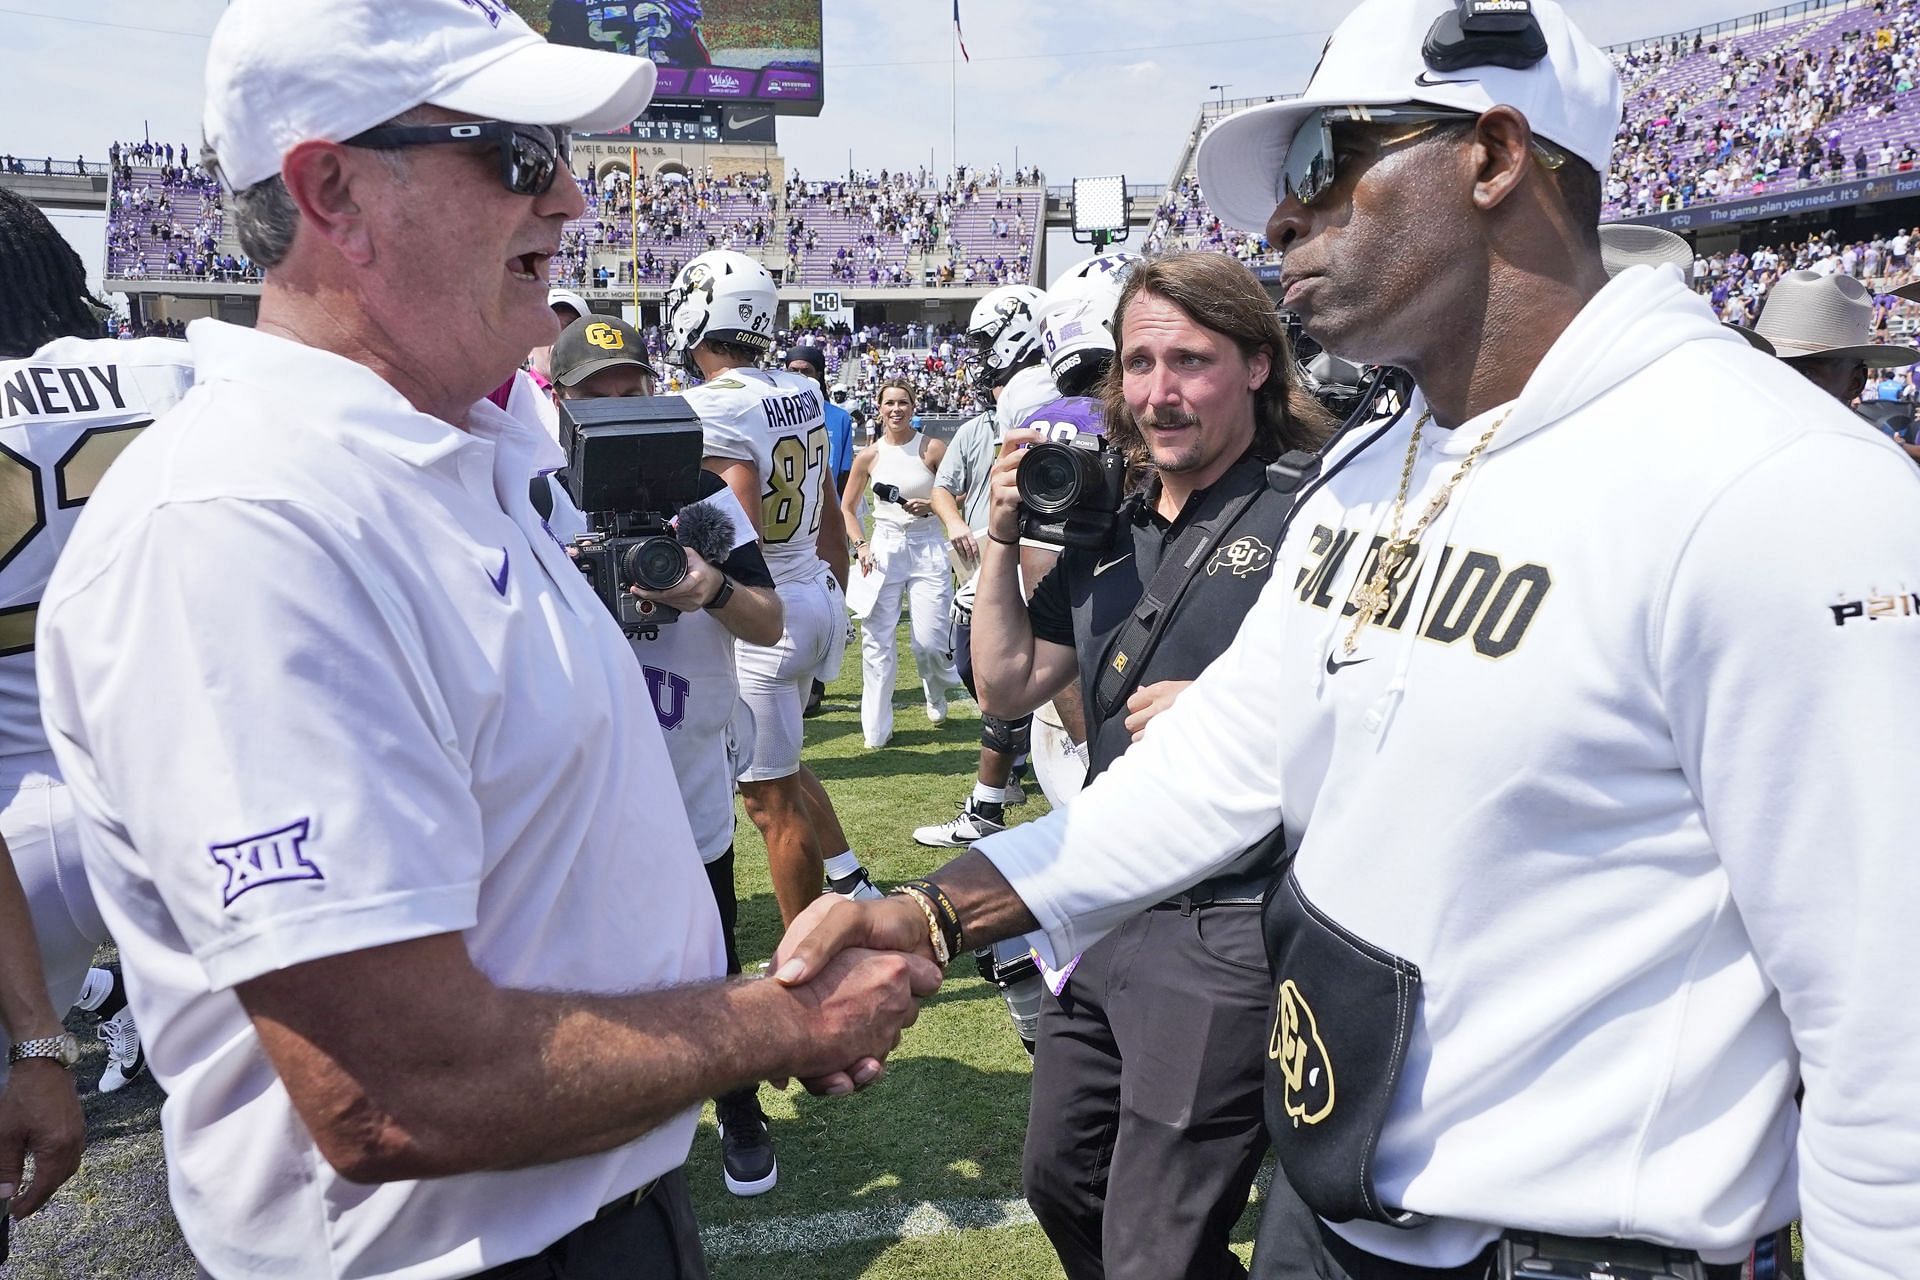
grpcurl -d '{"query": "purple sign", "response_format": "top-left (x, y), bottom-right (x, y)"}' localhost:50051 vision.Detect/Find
top-left (652, 67), bottom-right (690, 97)
top-left (689, 66), bottom-right (754, 99)
top-left (758, 69), bottom-right (820, 99)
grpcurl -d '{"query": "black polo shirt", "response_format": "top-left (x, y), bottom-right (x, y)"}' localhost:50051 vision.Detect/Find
top-left (1026, 447), bottom-right (1294, 783)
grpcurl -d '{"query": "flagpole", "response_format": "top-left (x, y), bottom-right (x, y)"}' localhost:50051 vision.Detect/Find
top-left (950, 22), bottom-right (957, 178)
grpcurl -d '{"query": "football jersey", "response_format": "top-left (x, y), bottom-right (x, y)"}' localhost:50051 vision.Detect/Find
top-left (0, 336), bottom-right (193, 757)
top-left (686, 367), bottom-right (833, 588)
top-left (1010, 395), bottom-right (1108, 445)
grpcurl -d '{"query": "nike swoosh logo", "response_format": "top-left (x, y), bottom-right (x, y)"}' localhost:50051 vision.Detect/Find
top-left (1414, 72), bottom-right (1478, 87)
top-left (1325, 653), bottom-right (1372, 674)
top-left (1094, 555), bottom-right (1132, 577)
top-left (490, 548), bottom-right (511, 597)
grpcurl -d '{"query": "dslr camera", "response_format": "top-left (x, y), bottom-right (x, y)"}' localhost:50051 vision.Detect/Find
top-left (558, 396), bottom-right (708, 638)
top-left (1016, 433), bottom-right (1127, 550)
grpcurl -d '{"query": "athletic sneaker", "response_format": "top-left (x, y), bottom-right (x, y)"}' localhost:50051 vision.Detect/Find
top-left (715, 1090), bottom-right (778, 1197)
top-left (98, 1004), bottom-right (146, 1094)
top-left (912, 798), bottom-right (1008, 848)
top-left (827, 866), bottom-right (885, 900)
top-left (804, 679), bottom-right (826, 718)
top-left (1003, 774), bottom-right (1028, 807)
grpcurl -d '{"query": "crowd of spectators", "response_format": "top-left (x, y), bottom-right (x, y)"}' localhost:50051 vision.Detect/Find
top-left (1607, 0), bottom-right (1920, 217)
top-left (1145, 177), bottom-right (1274, 261)
top-left (102, 140), bottom-right (260, 283)
top-left (1687, 225), bottom-right (1920, 330)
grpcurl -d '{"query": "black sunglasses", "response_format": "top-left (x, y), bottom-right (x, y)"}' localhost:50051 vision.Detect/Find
top-left (343, 120), bottom-right (571, 196)
top-left (1284, 104), bottom-right (1566, 207)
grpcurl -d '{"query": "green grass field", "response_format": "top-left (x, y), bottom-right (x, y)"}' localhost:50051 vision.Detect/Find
top-left (8, 627), bottom-right (1262, 1278)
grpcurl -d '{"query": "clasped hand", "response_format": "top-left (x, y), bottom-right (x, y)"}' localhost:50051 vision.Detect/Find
top-left (770, 894), bottom-right (945, 1096)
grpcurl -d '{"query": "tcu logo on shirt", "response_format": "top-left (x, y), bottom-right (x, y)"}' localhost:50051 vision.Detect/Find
top-left (455, 0), bottom-right (508, 26)
top-left (209, 819), bottom-right (322, 908)
top-left (643, 665), bottom-right (692, 731)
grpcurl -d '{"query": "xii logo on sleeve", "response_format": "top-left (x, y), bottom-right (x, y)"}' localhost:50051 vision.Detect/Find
top-left (209, 819), bottom-right (322, 907)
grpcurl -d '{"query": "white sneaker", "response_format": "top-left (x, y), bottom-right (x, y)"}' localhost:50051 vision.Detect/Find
top-left (912, 798), bottom-right (1008, 848)
top-left (827, 865), bottom-right (885, 900)
top-left (926, 702), bottom-right (948, 726)
top-left (98, 1005), bottom-right (146, 1094)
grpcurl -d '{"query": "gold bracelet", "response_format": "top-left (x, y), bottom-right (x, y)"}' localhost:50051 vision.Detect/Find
top-left (892, 885), bottom-right (952, 967)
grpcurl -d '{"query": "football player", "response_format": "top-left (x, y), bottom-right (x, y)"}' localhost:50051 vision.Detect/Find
top-left (545, 0), bottom-right (710, 67)
top-left (663, 250), bottom-right (877, 927)
top-left (0, 189), bottom-right (166, 1094)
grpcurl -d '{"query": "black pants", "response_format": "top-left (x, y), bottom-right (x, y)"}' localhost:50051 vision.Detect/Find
top-left (702, 845), bottom-right (740, 977)
top-left (952, 614), bottom-right (977, 698)
top-left (469, 1168), bottom-right (708, 1279)
top-left (1024, 902), bottom-right (1301, 1280)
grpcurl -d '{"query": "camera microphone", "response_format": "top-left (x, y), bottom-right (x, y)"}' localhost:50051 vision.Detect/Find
top-left (673, 500), bottom-right (738, 567)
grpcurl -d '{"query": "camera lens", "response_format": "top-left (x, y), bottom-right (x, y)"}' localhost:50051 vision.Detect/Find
top-left (1017, 443), bottom-right (1088, 516)
top-left (623, 535), bottom-right (688, 592)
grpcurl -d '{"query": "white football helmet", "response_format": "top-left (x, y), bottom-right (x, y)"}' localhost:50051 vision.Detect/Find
top-left (965, 284), bottom-right (1047, 395)
top-left (1039, 253), bottom-right (1142, 396)
top-left (664, 249), bottom-right (778, 371)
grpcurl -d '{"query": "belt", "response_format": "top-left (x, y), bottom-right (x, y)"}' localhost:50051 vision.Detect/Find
top-left (468, 1176), bottom-right (665, 1279)
top-left (594, 1175), bottom-right (660, 1222)
top-left (1315, 1222), bottom-right (1746, 1280)
top-left (1152, 866), bottom-right (1276, 912)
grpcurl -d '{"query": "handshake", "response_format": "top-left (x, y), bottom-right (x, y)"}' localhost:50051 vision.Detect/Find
top-left (764, 891), bottom-right (949, 1096)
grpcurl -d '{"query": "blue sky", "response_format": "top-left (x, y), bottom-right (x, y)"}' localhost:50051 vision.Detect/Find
top-left (6, 0), bottom-right (1780, 291)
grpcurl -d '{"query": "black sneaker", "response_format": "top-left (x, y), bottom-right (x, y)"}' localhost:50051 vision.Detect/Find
top-left (803, 679), bottom-right (826, 718)
top-left (716, 1090), bottom-right (778, 1197)
top-left (826, 866), bottom-right (885, 900)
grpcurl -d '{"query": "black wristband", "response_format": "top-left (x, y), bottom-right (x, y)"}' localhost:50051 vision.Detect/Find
top-left (703, 574), bottom-right (734, 611)
top-left (987, 531), bottom-right (1020, 546)
top-left (899, 878), bottom-right (965, 957)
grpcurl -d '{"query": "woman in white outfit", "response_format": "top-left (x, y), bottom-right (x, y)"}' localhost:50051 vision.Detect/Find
top-left (840, 379), bottom-right (963, 748)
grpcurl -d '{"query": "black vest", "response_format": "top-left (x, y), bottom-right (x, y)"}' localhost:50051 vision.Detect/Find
top-left (1063, 454), bottom-right (1294, 886)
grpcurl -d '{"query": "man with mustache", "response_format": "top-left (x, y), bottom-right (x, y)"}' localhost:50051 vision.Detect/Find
top-left (774, 0), bottom-right (1920, 1275)
top-left (965, 251), bottom-right (1332, 1280)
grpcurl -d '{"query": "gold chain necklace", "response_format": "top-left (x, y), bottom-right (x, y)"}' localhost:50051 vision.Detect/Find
top-left (1343, 407), bottom-right (1512, 655)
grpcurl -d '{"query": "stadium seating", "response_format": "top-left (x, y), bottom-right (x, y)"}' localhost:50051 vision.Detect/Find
top-left (103, 152), bottom-right (257, 283)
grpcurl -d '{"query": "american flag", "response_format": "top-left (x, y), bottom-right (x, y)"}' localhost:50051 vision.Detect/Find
top-left (953, 0), bottom-right (971, 62)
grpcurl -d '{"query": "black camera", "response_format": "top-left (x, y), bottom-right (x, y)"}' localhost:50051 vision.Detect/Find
top-left (1017, 436), bottom-right (1127, 549)
top-left (872, 480), bottom-right (906, 504)
top-left (558, 396), bottom-right (708, 638)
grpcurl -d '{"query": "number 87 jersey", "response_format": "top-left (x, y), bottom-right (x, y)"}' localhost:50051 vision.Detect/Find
top-left (685, 366), bottom-right (832, 587)
top-left (0, 337), bottom-right (194, 756)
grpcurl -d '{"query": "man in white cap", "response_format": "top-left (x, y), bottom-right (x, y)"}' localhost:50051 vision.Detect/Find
top-left (770, 1), bottom-right (1920, 1277)
top-left (1742, 269), bottom-right (1920, 405)
top-left (33, 3), bottom-right (936, 1278)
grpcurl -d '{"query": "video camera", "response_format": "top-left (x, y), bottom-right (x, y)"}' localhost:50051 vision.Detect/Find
top-left (558, 396), bottom-right (709, 638)
top-left (1016, 432), bottom-right (1127, 550)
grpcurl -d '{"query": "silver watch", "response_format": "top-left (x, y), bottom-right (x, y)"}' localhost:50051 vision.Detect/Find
top-left (7, 1032), bottom-right (81, 1070)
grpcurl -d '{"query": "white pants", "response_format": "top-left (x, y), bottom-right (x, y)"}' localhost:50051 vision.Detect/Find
top-left (0, 751), bottom-right (95, 1085)
top-left (856, 521), bottom-right (960, 748)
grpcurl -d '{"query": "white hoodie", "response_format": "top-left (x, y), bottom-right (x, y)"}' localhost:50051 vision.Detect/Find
top-left (981, 266), bottom-right (1920, 1274)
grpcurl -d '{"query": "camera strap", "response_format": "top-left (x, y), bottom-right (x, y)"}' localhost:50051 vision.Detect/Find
top-left (1091, 449), bottom-right (1319, 722)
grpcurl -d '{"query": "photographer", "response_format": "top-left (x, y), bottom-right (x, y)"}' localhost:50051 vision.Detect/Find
top-left (839, 379), bottom-right (962, 748)
top-left (969, 251), bottom-right (1333, 1280)
top-left (547, 314), bottom-right (788, 1200)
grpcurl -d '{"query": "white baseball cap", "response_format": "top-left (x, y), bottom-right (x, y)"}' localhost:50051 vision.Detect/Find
top-left (548, 288), bottom-right (592, 321)
top-left (1196, 0), bottom-right (1623, 234)
top-left (204, 0), bottom-right (658, 191)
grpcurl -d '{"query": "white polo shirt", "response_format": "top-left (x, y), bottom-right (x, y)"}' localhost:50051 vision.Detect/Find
top-left (37, 319), bottom-right (725, 1280)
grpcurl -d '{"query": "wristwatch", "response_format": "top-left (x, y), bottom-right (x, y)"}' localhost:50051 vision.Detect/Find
top-left (704, 574), bottom-right (735, 611)
top-left (7, 1032), bottom-right (81, 1070)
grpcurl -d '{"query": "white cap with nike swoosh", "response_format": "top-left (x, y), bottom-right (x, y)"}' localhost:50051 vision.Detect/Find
top-left (1195, 0), bottom-right (1622, 234)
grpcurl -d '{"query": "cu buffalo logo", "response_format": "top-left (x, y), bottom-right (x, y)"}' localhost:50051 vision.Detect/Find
top-left (1269, 979), bottom-right (1335, 1127)
top-left (584, 322), bottom-right (625, 352)
top-left (1208, 535), bottom-right (1274, 579)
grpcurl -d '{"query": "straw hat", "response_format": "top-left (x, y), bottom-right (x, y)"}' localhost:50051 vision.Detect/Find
top-left (1598, 223), bottom-right (1693, 278)
top-left (1738, 270), bottom-right (1920, 367)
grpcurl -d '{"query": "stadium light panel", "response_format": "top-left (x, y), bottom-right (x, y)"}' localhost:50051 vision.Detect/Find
top-left (1072, 175), bottom-right (1129, 235)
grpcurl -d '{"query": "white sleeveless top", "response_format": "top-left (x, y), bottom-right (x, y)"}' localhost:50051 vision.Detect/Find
top-left (870, 432), bottom-right (937, 528)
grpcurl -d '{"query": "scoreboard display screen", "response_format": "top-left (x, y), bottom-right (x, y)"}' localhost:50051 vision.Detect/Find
top-left (516, 1), bottom-right (824, 115)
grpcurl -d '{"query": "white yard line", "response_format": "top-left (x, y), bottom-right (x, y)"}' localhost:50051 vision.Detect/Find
top-left (700, 1195), bottom-right (1038, 1258)
top-left (700, 1162), bottom-right (1272, 1258)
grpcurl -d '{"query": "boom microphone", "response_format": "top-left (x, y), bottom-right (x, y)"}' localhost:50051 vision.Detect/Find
top-left (673, 500), bottom-right (738, 568)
